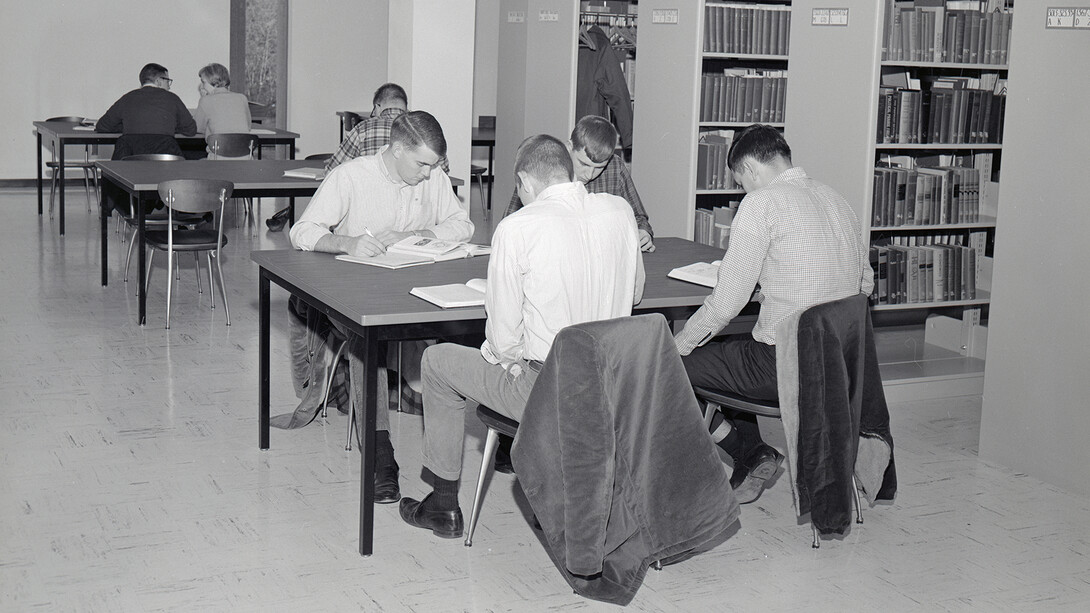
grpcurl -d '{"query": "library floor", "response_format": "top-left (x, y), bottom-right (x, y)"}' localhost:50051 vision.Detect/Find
top-left (2, 186), bottom-right (1088, 612)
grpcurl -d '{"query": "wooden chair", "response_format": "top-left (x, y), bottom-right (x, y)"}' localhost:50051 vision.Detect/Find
top-left (143, 179), bottom-right (234, 329)
top-left (206, 133), bottom-right (259, 236)
top-left (46, 116), bottom-right (99, 217)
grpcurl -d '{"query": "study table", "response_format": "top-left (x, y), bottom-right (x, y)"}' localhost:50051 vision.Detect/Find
top-left (33, 119), bottom-right (300, 235)
top-left (97, 159), bottom-right (325, 326)
top-left (251, 236), bottom-right (724, 556)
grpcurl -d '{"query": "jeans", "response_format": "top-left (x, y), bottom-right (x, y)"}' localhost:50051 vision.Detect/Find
top-left (420, 343), bottom-right (540, 482)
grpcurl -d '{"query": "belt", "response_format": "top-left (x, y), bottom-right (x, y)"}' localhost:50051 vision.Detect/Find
top-left (527, 359), bottom-right (544, 372)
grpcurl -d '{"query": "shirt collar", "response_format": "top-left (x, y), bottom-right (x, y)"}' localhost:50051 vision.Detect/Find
top-left (770, 166), bottom-right (807, 186)
top-left (376, 144), bottom-right (413, 188)
top-left (531, 181), bottom-right (585, 204)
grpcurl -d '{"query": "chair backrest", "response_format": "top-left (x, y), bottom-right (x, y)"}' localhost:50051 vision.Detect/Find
top-left (113, 134), bottom-right (182, 160)
top-left (46, 115), bottom-right (84, 123)
top-left (157, 179), bottom-right (234, 215)
top-left (205, 133), bottom-right (258, 159)
top-left (305, 153), bottom-right (334, 161)
top-left (341, 112), bottom-right (364, 132)
top-left (123, 154), bottom-right (185, 162)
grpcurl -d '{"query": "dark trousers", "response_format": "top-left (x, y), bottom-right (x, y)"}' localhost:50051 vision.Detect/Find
top-left (681, 334), bottom-right (777, 460)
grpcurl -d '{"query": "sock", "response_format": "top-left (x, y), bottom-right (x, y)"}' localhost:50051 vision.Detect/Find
top-left (375, 430), bottom-right (395, 467)
top-left (716, 423), bottom-right (745, 461)
top-left (431, 476), bottom-right (460, 510)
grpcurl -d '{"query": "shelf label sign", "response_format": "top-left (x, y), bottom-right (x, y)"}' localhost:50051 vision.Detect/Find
top-left (812, 8), bottom-right (849, 26)
top-left (651, 9), bottom-right (679, 24)
top-left (538, 10), bottom-right (559, 22)
top-left (1046, 7), bottom-right (1090, 28)
top-left (507, 11), bottom-right (525, 23)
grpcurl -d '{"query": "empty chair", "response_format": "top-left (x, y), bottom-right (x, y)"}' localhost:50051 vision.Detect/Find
top-left (205, 133), bottom-right (259, 235)
top-left (469, 164), bottom-right (489, 217)
top-left (144, 179), bottom-right (234, 329)
top-left (46, 116), bottom-right (99, 217)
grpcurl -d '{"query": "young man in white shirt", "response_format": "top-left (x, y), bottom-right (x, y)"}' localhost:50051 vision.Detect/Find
top-left (399, 134), bottom-right (645, 538)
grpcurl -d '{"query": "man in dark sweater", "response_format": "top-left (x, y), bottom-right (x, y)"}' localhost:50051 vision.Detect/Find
top-left (97, 63), bottom-right (197, 159)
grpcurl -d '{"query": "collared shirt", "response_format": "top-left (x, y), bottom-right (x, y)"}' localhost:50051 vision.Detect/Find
top-left (326, 107), bottom-right (450, 173)
top-left (503, 153), bottom-right (653, 236)
top-left (482, 181), bottom-right (645, 365)
top-left (289, 145), bottom-right (473, 250)
top-left (674, 167), bottom-right (874, 353)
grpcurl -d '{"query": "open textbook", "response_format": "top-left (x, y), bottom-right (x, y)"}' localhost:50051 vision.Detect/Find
top-left (667, 260), bottom-right (721, 288)
top-left (387, 236), bottom-right (491, 261)
top-left (409, 278), bottom-right (487, 308)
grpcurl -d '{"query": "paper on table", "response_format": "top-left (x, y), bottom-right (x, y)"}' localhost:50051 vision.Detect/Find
top-left (250, 128), bottom-right (276, 135)
top-left (335, 252), bottom-right (433, 269)
top-left (409, 278), bottom-right (487, 308)
top-left (667, 261), bottom-right (721, 288)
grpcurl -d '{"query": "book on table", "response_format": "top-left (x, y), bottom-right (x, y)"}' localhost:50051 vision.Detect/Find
top-left (409, 278), bottom-right (487, 308)
top-left (668, 261), bottom-right (721, 288)
top-left (386, 236), bottom-right (491, 262)
top-left (334, 252), bottom-right (434, 269)
top-left (282, 167), bottom-right (326, 180)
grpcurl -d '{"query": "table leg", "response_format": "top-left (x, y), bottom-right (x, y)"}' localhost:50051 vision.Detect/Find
top-left (259, 271), bottom-right (270, 450)
top-left (100, 184), bottom-right (108, 287)
top-left (289, 198), bottom-right (295, 227)
top-left (36, 132), bottom-right (43, 216)
top-left (138, 200), bottom-right (146, 326)
top-left (58, 144), bottom-right (66, 236)
top-left (356, 328), bottom-right (377, 557)
top-left (487, 144), bottom-right (494, 214)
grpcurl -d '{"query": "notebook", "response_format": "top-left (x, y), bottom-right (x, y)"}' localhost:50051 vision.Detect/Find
top-left (667, 261), bottom-right (721, 288)
top-left (409, 278), bottom-right (487, 308)
top-left (282, 167), bottom-right (326, 180)
top-left (335, 252), bottom-right (433, 269)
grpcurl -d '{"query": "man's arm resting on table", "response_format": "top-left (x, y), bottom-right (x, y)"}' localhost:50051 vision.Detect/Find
top-left (311, 232), bottom-right (387, 257)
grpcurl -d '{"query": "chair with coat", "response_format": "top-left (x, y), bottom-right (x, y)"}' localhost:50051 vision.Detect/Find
top-left (511, 313), bottom-right (739, 607)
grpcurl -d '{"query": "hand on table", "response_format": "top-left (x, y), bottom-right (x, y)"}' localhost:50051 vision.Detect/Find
top-left (639, 230), bottom-right (656, 253)
top-left (346, 234), bottom-right (387, 257)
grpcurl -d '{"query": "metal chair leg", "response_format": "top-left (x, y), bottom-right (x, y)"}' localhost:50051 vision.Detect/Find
top-left (321, 339), bottom-right (349, 420)
top-left (465, 427), bottom-right (501, 547)
top-left (345, 390), bottom-right (356, 452)
top-left (212, 251), bottom-right (230, 325)
top-left (194, 253), bottom-right (203, 296)
top-left (165, 250), bottom-right (174, 329)
top-left (144, 249), bottom-right (155, 298)
top-left (206, 253), bottom-right (215, 310)
top-left (852, 475), bottom-right (864, 524)
top-left (812, 524), bottom-right (820, 549)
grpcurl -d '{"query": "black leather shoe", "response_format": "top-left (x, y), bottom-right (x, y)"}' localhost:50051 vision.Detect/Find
top-left (374, 459), bottom-right (401, 504)
top-left (730, 443), bottom-right (784, 504)
top-left (399, 493), bottom-right (464, 539)
top-left (493, 442), bottom-right (514, 475)
top-left (265, 216), bottom-right (286, 232)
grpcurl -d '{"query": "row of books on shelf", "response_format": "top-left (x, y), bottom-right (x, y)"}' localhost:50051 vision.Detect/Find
top-left (877, 85), bottom-right (1005, 144)
top-left (693, 205), bottom-right (737, 250)
top-left (700, 70), bottom-right (787, 123)
top-left (621, 57), bottom-right (636, 96)
top-left (703, 3), bottom-right (791, 56)
top-left (870, 239), bottom-right (985, 305)
top-left (882, 1), bottom-right (1012, 65)
top-left (697, 130), bottom-right (740, 190)
top-left (872, 164), bottom-right (985, 227)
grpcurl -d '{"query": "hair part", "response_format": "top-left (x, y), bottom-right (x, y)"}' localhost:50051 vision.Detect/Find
top-left (139, 63), bottom-right (169, 85)
top-left (570, 115), bottom-right (618, 164)
top-left (373, 83), bottom-right (408, 107)
top-left (198, 63), bottom-right (231, 88)
top-left (515, 134), bottom-right (575, 185)
top-left (727, 124), bottom-right (792, 172)
top-left (390, 111), bottom-right (446, 158)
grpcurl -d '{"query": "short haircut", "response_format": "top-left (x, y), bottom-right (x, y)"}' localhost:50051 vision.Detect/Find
top-left (139, 63), bottom-right (169, 85)
top-left (570, 115), bottom-right (618, 164)
top-left (373, 83), bottom-right (408, 107)
top-left (390, 111), bottom-right (446, 158)
top-left (198, 63), bottom-right (231, 88)
top-left (727, 124), bottom-right (792, 172)
top-left (515, 134), bottom-right (575, 184)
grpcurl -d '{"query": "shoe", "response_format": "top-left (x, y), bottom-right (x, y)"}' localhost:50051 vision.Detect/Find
top-left (493, 438), bottom-right (514, 475)
top-left (265, 216), bottom-right (286, 232)
top-left (374, 459), bottom-right (401, 504)
top-left (729, 443), bottom-right (784, 504)
top-left (399, 493), bottom-right (464, 539)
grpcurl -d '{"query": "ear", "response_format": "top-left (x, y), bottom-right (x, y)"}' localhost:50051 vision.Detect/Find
top-left (516, 171), bottom-right (536, 197)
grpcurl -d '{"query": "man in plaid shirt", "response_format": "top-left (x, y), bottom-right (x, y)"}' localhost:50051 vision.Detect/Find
top-left (503, 115), bottom-right (655, 252)
top-left (676, 125), bottom-right (873, 504)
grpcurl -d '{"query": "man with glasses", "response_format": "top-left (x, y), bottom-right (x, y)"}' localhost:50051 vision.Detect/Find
top-left (97, 63), bottom-right (197, 159)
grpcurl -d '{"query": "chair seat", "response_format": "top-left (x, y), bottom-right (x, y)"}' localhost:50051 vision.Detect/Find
top-left (469, 165), bottom-right (486, 176)
top-left (477, 405), bottom-right (519, 437)
top-left (47, 160), bottom-right (98, 169)
top-left (692, 386), bottom-right (781, 418)
top-left (145, 229), bottom-right (228, 251)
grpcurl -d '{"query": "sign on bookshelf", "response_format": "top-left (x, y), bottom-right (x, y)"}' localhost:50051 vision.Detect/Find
top-left (812, 8), bottom-right (849, 26)
top-left (1046, 7), bottom-right (1090, 29)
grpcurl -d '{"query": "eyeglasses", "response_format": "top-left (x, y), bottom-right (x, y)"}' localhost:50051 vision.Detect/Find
top-left (159, 77), bottom-right (173, 86)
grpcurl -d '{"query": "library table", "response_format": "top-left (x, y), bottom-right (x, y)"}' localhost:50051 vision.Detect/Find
top-left (251, 236), bottom-right (723, 556)
top-left (96, 159), bottom-right (324, 326)
top-left (33, 119), bottom-right (300, 235)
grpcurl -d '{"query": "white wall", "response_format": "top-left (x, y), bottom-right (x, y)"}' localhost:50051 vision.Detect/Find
top-left (287, 0), bottom-right (389, 160)
top-left (0, 0), bottom-right (229, 179)
top-left (979, 0), bottom-right (1090, 496)
top-left (388, 0), bottom-right (476, 205)
top-left (473, 0), bottom-right (499, 121)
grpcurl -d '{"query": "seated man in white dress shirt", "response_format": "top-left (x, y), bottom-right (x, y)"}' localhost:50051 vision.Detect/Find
top-left (398, 134), bottom-right (645, 538)
top-left (286, 111), bottom-right (473, 504)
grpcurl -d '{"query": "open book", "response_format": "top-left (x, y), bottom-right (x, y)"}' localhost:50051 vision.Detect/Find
top-left (335, 252), bottom-right (433, 269)
top-left (387, 236), bottom-right (491, 262)
top-left (409, 278), bottom-right (487, 308)
top-left (668, 261), bottom-right (721, 288)
top-left (282, 167), bottom-right (326, 180)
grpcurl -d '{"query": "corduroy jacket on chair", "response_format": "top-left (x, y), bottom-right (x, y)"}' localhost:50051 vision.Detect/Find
top-left (512, 314), bottom-right (739, 606)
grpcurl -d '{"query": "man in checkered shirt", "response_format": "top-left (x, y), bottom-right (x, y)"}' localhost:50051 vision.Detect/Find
top-left (503, 115), bottom-right (655, 252)
top-left (675, 124), bottom-right (874, 504)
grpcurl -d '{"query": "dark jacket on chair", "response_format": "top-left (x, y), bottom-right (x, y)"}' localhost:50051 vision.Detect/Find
top-left (512, 314), bottom-right (738, 606)
top-left (776, 294), bottom-right (897, 535)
